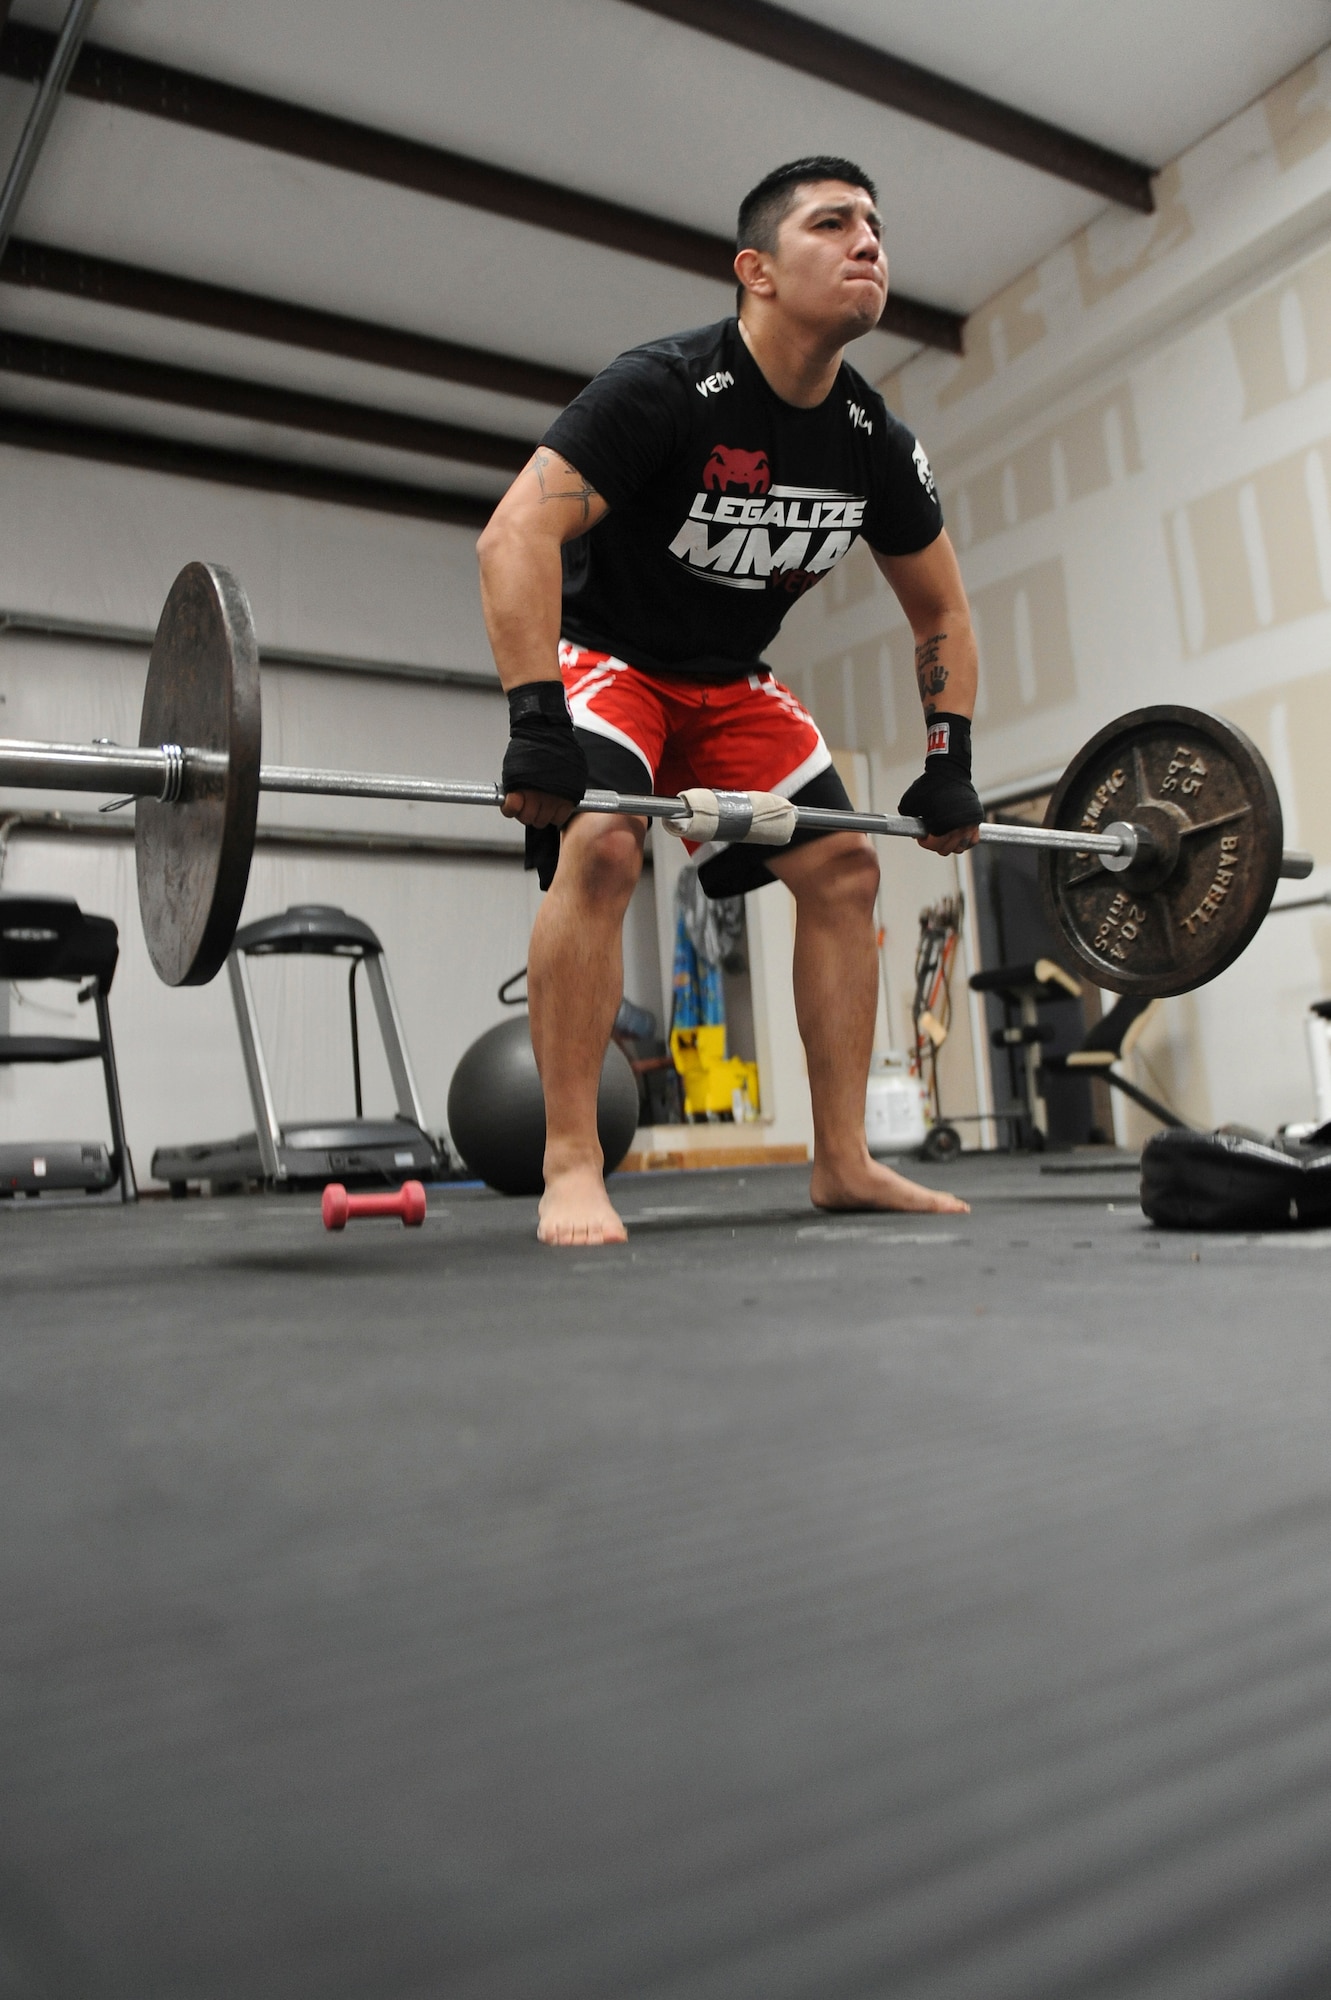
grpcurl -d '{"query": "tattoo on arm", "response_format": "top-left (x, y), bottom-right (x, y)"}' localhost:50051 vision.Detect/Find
top-left (531, 449), bottom-right (597, 525)
top-left (915, 631), bottom-right (948, 708)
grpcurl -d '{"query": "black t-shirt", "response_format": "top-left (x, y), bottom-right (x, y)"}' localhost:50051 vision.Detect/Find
top-left (540, 316), bottom-right (943, 682)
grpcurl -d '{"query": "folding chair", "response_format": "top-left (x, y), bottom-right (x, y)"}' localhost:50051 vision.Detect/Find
top-left (1042, 993), bottom-right (1185, 1132)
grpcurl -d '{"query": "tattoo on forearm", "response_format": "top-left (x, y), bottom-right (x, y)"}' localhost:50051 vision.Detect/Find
top-left (531, 449), bottom-right (596, 524)
top-left (915, 631), bottom-right (948, 707)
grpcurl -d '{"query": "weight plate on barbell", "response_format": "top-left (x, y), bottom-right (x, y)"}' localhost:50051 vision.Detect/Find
top-left (1039, 705), bottom-right (1283, 998)
top-left (135, 562), bottom-right (260, 986)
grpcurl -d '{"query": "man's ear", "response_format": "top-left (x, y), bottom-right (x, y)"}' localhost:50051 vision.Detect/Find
top-left (734, 246), bottom-right (775, 299)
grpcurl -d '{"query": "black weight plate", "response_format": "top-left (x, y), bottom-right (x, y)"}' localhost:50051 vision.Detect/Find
top-left (136, 562), bottom-right (261, 986)
top-left (1039, 705), bottom-right (1284, 997)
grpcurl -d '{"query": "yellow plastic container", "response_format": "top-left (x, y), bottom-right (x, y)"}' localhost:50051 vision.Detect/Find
top-left (670, 1026), bottom-right (761, 1122)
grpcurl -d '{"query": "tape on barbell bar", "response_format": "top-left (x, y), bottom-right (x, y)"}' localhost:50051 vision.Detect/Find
top-left (662, 788), bottom-right (800, 846)
top-left (662, 788), bottom-right (735, 842)
top-left (745, 791), bottom-right (801, 845)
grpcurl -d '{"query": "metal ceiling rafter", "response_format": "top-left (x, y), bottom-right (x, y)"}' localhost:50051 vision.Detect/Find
top-left (619, 0), bottom-right (1156, 213)
top-left (0, 406), bottom-right (494, 525)
top-left (0, 327), bottom-right (534, 471)
top-left (0, 19), bottom-right (965, 352)
top-left (0, 237), bottom-right (590, 407)
top-left (0, 0), bottom-right (99, 261)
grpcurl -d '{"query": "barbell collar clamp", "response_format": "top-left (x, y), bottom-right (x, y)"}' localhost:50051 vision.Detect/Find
top-left (158, 743), bottom-right (185, 805)
top-left (1097, 819), bottom-right (1142, 873)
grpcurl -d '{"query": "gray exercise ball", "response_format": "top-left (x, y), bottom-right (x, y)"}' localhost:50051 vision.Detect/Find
top-left (446, 1012), bottom-right (640, 1196)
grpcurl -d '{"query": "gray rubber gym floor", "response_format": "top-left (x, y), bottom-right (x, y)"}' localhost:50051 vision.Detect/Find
top-left (4, 1155), bottom-right (1331, 2000)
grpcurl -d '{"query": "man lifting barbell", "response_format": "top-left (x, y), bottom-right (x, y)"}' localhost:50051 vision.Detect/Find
top-left (478, 156), bottom-right (985, 1245)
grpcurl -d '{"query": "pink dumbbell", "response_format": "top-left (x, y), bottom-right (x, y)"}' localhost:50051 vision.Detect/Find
top-left (321, 1180), bottom-right (427, 1231)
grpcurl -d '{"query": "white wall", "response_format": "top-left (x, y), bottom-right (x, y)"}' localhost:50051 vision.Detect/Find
top-left (769, 46), bottom-right (1331, 1141)
top-left (0, 455), bottom-right (663, 1178)
top-left (0, 447), bottom-right (495, 668)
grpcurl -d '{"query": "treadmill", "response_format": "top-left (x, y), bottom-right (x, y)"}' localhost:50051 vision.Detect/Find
top-left (0, 893), bottom-right (138, 1204)
top-left (152, 904), bottom-right (441, 1195)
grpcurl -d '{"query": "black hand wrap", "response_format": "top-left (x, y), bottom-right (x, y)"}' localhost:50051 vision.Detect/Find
top-left (897, 712), bottom-right (983, 835)
top-left (501, 682), bottom-right (588, 805)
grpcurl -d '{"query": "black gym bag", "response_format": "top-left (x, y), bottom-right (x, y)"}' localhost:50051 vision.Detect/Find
top-left (1140, 1127), bottom-right (1331, 1231)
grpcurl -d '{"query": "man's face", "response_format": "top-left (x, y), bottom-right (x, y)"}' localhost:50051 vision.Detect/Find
top-left (765, 181), bottom-right (888, 338)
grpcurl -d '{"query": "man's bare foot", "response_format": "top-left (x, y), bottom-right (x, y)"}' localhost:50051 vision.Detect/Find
top-left (537, 1161), bottom-right (629, 1246)
top-left (810, 1154), bottom-right (969, 1215)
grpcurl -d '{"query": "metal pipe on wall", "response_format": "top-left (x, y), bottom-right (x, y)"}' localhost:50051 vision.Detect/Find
top-left (0, 0), bottom-right (99, 262)
top-left (0, 808), bottom-right (528, 876)
top-left (0, 606), bottom-right (500, 692)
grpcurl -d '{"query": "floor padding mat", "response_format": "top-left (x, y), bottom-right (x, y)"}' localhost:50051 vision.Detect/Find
top-left (3, 1159), bottom-right (1331, 1999)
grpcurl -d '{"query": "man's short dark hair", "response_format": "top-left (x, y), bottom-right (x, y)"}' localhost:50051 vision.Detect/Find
top-left (734, 156), bottom-right (878, 309)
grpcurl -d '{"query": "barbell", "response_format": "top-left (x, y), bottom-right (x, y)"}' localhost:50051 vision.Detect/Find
top-left (0, 561), bottom-right (1315, 998)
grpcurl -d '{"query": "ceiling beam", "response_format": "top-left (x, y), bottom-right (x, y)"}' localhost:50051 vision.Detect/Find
top-left (619, 0), bottom-right (1155, 213)
top-left (0, 20), bottom-right (965, 352)
top-left (0, 406), bottom-right (495, 525)
top-left (0, 329), bottom-right (534, 471)
top-left (1, 237), bottom-right (591, 407)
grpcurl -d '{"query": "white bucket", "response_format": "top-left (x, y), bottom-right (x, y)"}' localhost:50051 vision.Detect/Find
top-left (865, 1054), bottom-right (928, 1155)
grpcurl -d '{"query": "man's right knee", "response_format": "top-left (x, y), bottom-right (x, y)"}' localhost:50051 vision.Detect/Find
top-left (556, 813), bottom-right (645, 905)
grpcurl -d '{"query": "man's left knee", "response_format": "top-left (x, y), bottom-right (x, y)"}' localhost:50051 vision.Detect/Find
top-left (782, 832), bottom-right (880, 911)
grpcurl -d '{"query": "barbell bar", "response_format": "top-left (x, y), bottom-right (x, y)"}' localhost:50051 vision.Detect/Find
top-left (0, 561), bottom-right (1317, 998)
top-left (0, 733), bottom-right (1198, 863)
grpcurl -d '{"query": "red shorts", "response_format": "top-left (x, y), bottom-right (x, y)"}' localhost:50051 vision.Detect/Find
top-left (539, 643), bottom-right (853, 896)
top-left (558, 642), bottom-right (832, 799)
